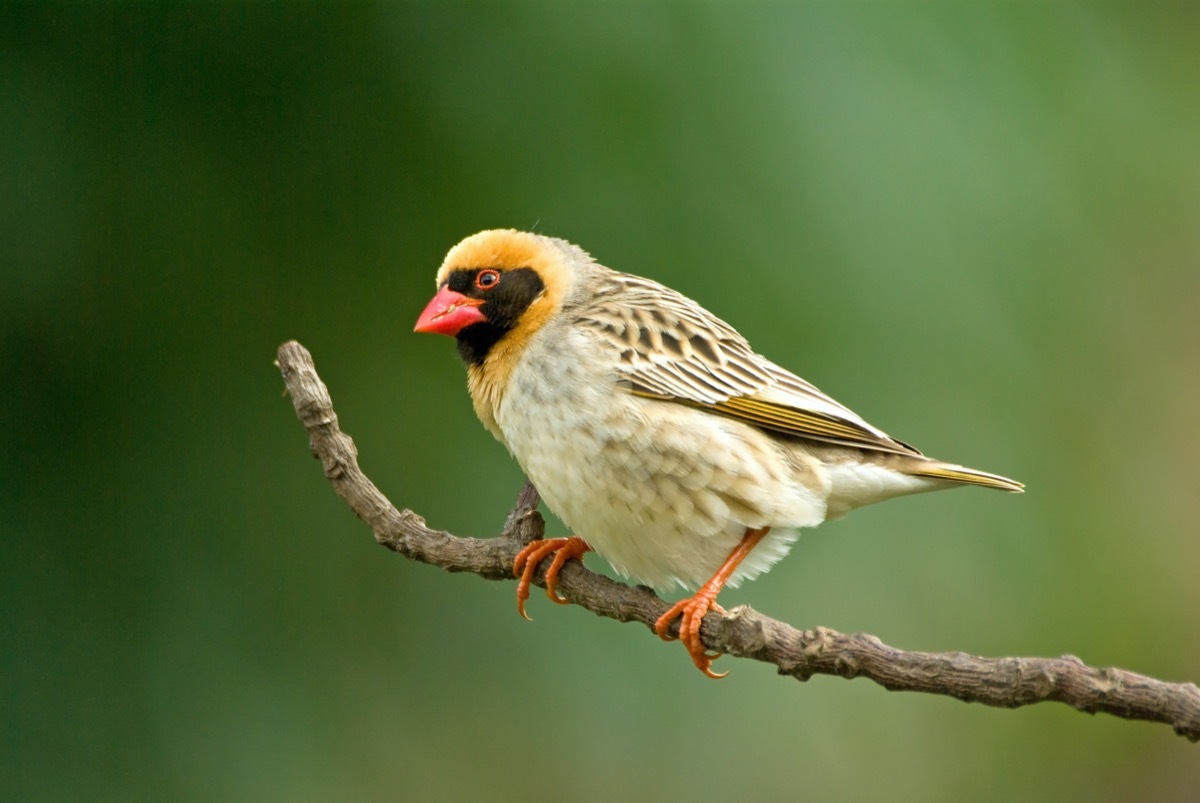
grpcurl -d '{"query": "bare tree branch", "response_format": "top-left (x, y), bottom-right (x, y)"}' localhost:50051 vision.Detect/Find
top-left (276, 340), bottom-right (1200, 742)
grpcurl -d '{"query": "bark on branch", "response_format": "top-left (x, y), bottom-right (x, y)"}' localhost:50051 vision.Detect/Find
top-left (276, 340), bottom-right (1200, 742)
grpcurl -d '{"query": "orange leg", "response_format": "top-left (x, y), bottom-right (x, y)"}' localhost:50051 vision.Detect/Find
top-left (654, 526), bottom-right (770, 679)
top-left (512, 537), bottom-right (591, 620)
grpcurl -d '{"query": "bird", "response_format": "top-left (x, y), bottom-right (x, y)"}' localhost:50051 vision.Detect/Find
top-left (413, 229), bottom-right (1023, 677)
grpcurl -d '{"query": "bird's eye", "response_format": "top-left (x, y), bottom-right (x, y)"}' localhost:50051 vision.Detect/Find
top-left (475, 270), bottom-right (501, 290)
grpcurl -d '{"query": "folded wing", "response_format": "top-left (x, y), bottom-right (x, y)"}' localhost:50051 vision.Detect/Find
top-left (575, 273), bottom-right (923, 457)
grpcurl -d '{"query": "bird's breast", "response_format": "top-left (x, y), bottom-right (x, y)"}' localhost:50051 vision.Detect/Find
top-left (486, 333), bottom-right (828, 590)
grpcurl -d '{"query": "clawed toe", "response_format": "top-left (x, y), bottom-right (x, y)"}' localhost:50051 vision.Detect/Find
top-left (512, 537), bottom-right (591, 619)
top-left (654, 592), bottom-right (727, 679)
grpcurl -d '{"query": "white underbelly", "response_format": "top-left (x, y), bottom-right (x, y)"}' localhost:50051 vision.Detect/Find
top-left (495, 357), bottom-right (827, 590)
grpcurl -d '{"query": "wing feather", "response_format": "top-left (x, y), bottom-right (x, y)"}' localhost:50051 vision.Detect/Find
top-left (574, 273), bottom-right (922, 456)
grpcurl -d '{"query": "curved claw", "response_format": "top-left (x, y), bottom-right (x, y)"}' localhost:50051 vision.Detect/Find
top-left (512, 537), bottom-right (591, 619)
top-left (544, 544), bottom-right (582, 604)
top-left (655, 592), bottom-right (728, 678)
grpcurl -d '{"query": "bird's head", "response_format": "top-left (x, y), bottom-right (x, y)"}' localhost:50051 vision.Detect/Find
top-left (414, 229), bottom-right (578, 365)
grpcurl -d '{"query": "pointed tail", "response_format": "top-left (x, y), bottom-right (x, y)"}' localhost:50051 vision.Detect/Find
top-left (910, 462), bottom-right (1025, 493)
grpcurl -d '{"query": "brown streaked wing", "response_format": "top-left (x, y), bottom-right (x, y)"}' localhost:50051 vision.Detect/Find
top-left (575, 273), bottom-right (922, 456)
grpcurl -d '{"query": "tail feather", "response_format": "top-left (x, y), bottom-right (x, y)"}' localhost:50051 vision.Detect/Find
top-left (911, 462), bottom-right (1025, 493)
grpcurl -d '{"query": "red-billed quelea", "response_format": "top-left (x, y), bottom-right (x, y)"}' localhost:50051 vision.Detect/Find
top-left (414, 229), bottom-right (1023, 677)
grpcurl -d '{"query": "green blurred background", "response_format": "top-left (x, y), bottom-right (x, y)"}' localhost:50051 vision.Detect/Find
top-left (4, 3), bottom-right (1198, 800)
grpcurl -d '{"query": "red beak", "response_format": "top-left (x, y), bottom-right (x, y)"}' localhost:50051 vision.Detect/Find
top-left (414, 286), bottom-right (487, 336)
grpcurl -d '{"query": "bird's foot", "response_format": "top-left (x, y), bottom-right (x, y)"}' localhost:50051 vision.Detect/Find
top-left (654, 590), bottom-right (729, 679)
top-left (512, 536), bottom-right (591, 620)
top-left (652, 526), bottom-right (770, 678)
